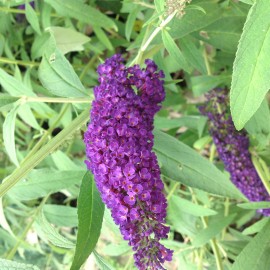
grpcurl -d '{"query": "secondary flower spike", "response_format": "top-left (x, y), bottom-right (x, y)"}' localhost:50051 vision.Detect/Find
top-left (84, 55), bottom-right (173, 269)
top-left (200, 89), bottom-right (270, 216)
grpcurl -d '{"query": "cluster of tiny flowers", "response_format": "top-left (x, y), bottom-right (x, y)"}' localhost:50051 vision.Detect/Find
top-left (166, 0), bottom-right (192, 17)
top-left (84, 55), bottom-right (173, 269)
top-left (199, 89), bottom-right (270, 216)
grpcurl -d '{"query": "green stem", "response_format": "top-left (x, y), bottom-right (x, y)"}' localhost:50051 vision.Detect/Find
top-left (0, 108), bottom-right (90, 198)
top-left (166, 182), bottom-right (179, 200)
top-left (131, 11), bottom-right (177, 65)
top-left (6, 195), bottom-right (49, 259)
top-left (210, 238), bottom-right (223, 270)
top-left (0, 6), bottom-right (26, 14)
top-left (201, 42), bottom-right (212, 75)
top-left (190, 188), bottom-right (224, 270)
top-left (0, 57), bottom-right (38, 67)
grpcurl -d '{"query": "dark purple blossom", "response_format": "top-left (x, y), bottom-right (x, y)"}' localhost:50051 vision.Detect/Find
top-left (84, 55), bottom-right (173, 269)
top-left (200, 89), bottom-right (270, 216)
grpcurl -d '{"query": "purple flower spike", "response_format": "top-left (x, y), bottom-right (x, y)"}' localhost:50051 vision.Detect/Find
top-left (200, 88), bottom-right (270, 216)
top-left (84, 55), bottom-right (173, 269)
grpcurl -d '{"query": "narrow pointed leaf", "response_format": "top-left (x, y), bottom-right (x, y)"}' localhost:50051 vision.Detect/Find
top-left (162, 30), bottom-right (192, 73)
top-left (0, 95), bottom-right (19, 109)
top-left (153, 130), bottom-right (244, 199)
top-left (0, 69), bottom-right (33, 96)
top-left (70, 172), bottom-right (104, 270)
top-left (3, 105), bottom-right (19, 166)
top-left (36, 211), bottom-right (75, 249)
top-left (25, 2), bottom-right (41, 35)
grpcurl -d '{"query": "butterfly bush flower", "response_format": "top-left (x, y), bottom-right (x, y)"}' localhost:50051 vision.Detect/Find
top-left (200, 89), bottom-right (270, 216)
top-left (84, 55), bottom-right (173, 269)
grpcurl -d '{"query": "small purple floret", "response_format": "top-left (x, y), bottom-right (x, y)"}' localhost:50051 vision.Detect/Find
top-left (84, 55), bottom-right (173, 269)
top-left (200, 89), bottom-right (270, 216)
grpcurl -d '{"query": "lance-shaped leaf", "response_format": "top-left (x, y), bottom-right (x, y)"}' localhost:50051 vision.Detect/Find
top-left (153, 130), bottom-right (245, 199)
top-left (70, 172), bottom-right (104, 270)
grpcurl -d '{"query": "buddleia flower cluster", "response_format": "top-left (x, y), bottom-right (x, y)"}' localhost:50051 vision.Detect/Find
top-left (84, 55), bottom-right (173, 269)
top-left (200, 89), bottom-right (270, 216)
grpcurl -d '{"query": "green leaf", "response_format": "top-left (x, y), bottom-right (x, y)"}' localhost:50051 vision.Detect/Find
top-left (0, 69), bottom-right (34, 96)
top-left (125, 7), bottom-right (140, 41)
top-left (43, 204), bottom-right (78, 227)
top-left (239, 0), bottom-right (254, 4)
top-left (0, 95), bottom-right (19, 109)
top-left (25, 1), bottom-right (41, 35)
top-left (195, 16), bottom-right (245, 53)
top-left (185, 4), bottom-right (206, 14)
top-left (154, 0), bottom-right (165, 13)
top-left (167, 195), bottom-right (198, 237)
top-left (153, 130), bottom-right (244, 199)
top-left (170, 195), bottom-right (217, 217)
top-left (93, 26), bottom-right (113, 51)
top-left (70, 172), bottom-right (104, 270)
top-left (245, 99), bottom-right (270, 136)
top-left (171, 1), bottom-right (221, 36)
top-left (51, 150), bottom-right (82, 171)
top-left (162, 30), bottom-right (192, 73)
top-left (93, 250), bottom-right (115, 270)
top-left (237, 202), bottom-right (270, 210)
top-left (230, 0), bottom-right (270, 130)
top-left (193, 214), bottom-right (236, 247)
top-left (243, 218), bottom-right (270, 235)
top-left (154, 115), bottom-right (207, 137)
top-left (18, 104), bottom-right (41, 130)
top-left (231, 219), bottom-right (270, 270)
top-left (31, 32), bottom-right (50, 59)
top-left (36, 211), bottom-right (75, 248)
top-left (3, 105), bottom-right (19, 166)
top-left (103, 242), bottom-right (130, 257)
top-left (191, 74), bottom-right (231, 96)
top-left (180, 36), bottom-right (207, 75)
top-left (0, 198), bottom-right (14, 237)
top-left (45, 0), bottom-right (117, 30)
top-left (8, 169), bottom-right (84, 201)
top-left (48, 27), bottom-right (90, 54)
top-left (38, 37), bottom-right (88, 97)
top-left (193, 136), bottom-right (212, 151)
top-left (0, 259), bottom-right (40, 270)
